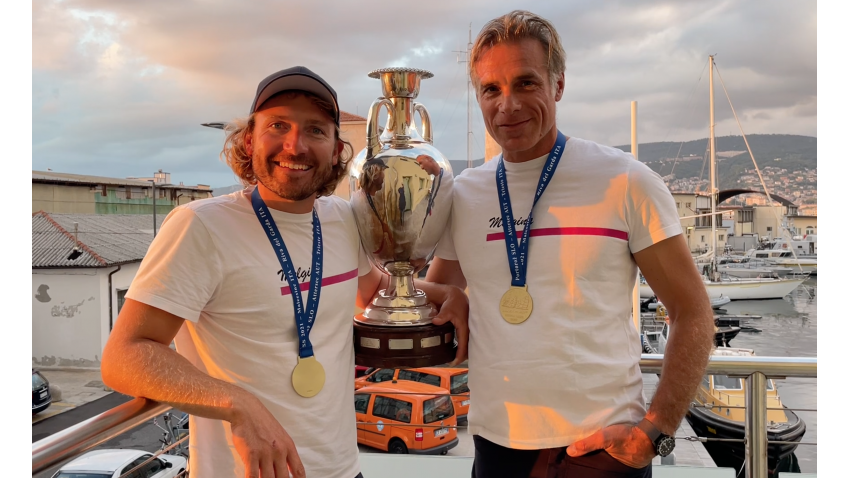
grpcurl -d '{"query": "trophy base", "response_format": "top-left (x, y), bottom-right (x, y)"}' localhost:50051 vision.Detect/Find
top-left (353, 319), bottom-right (456, 368)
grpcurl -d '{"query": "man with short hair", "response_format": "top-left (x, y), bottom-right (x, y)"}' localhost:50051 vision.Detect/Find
top-left (102, 66), bottom-right (469, 478)
top-left (425, 11), bottom-right (715, 478)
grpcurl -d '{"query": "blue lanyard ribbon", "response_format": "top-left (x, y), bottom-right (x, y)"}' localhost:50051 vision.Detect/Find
top-left (496, 132), bottom-right (567, 287)
top-left (251, 187), bottom-right (323, 359)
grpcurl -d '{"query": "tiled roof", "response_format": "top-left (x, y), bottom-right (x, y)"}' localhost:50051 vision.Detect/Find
top-left (340, 111), bottom-right (367, 123)
top-left (32, 211), bottom-right (165, 268)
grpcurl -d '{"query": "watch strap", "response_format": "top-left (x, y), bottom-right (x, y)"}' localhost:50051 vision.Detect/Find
top-left (636, 418), bottom-right (662, 443)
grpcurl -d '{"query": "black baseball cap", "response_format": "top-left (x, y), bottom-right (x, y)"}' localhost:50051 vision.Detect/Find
top-left (250, 66), bottom-right (340, 125)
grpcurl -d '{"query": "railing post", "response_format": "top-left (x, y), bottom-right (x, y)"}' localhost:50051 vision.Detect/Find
top-left (745, 372), bottom-right (768, 478)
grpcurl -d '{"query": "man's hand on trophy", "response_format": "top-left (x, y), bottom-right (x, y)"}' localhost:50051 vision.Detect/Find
top-left (424, 283), bottom-right (470, 366)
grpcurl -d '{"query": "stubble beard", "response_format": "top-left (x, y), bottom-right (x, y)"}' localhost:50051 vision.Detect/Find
top-left (253, 151), bottom-right (336, 202)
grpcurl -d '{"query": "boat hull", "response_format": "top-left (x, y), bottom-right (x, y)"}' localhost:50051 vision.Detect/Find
top-left (640, 278), bottom-right (805, 300)
top-left (685, 406), bottom-right (805, 475)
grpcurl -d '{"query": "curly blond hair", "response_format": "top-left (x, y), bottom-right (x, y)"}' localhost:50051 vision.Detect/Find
top-left (220, 91), bottom-right (354, 197)
top-left (470, 10), bottom-right (566, 89)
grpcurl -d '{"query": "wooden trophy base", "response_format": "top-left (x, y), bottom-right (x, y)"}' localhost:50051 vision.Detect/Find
top-left (353, 319), bottom-right (456, 368)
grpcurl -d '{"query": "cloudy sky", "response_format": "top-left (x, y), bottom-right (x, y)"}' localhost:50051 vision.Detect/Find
top-left (32, 0), bottom-right (816, 189)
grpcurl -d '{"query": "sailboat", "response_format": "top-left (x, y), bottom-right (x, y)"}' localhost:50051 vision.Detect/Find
top-left (641, 56), bottom-right (806, 301)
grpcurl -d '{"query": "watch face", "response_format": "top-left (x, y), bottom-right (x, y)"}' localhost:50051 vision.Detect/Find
top-left (657, 436), bottom-right (676, 457)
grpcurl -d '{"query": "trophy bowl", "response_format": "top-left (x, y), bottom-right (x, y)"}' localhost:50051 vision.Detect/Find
top-left (349, 67), bottom-right (456, 368)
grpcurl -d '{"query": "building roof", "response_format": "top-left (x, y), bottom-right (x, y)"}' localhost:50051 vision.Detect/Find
top-left (33, 170), bottom-right (211, 191)
top-left (33, 211), bottom-right (164, 268)
top-left (340, 111), bottom-right (367, 123)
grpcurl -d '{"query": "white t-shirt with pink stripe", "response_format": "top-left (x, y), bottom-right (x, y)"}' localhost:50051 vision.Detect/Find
top-left (435, 136), bottom-right (682, 450)
top-left (126, 187), bottom-right (370, 478)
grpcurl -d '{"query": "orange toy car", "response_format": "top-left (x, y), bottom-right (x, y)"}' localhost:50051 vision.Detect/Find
top-left (355, 381), bottom-right (459, 455)
top-left (355, 367), bottom-right (470, 424)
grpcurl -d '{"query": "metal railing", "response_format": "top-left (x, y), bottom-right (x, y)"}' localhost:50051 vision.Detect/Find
top-left (32, 354), bottom-right (817, 478)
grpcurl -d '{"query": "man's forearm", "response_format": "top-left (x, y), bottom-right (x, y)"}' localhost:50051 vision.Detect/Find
top-left (102, 338), bottom-right (258, 423)
top-left (645, 305), bottom-right (715, 434)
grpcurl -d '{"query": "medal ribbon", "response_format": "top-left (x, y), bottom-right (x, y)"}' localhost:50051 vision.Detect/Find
top-left (496, 132), bottom-right (567, 287)
top-left (251, 187), bottom-right (323, 359)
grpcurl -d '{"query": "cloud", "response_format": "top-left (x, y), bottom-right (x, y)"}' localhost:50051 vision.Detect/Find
top-left (32, 0), bottom-right (816, 187)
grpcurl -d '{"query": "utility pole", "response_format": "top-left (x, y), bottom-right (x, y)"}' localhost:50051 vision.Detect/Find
top-left (454, 24), bottom-right (473, 170)
top-left (150, 179), bottom-right (157, 238)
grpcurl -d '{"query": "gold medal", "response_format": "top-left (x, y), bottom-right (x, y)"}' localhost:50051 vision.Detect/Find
top-left (291, 356), bottom-right (326, 398)
top-left (499, 285), bottom-right (533, 324)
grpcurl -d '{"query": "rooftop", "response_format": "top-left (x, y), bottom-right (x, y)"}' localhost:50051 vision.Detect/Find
top-left (33, 170), bottom-right (211, 191)
top-left (32, 211), bottom-right (164, 268)
top-left (340, 111), bottom-right (367, 122)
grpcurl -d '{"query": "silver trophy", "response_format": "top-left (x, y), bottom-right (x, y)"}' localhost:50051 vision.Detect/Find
top-left (349, 67), bottom-right (455, 367)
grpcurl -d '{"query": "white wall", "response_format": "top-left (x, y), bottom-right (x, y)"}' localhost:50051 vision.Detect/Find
top-left (33, 269), bottom-right (102, 367)
top-left (33, 262), bottom-right (141, 368)
top-left (99, 263), bottom-right (141, 352)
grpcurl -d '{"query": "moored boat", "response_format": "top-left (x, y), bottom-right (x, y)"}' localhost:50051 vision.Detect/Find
top-left (685, 347), bottom-right (806, 476)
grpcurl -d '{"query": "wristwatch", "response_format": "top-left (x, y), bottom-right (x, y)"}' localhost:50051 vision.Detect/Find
top-left (636, 418), bottom-right (675, 457)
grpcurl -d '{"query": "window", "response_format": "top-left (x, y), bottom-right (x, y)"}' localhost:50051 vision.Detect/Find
top-left (686, 202), bottom-right (692, 208)
top-left (450, 372), bottom-right (469, 394)
top-left (398, 370), bottom-right (441, 387)
top-left (120, 456), bottom-right (149, 478)
top-left (129, 187), bottom-right (146, 199)
top-left (701, 375), bottom-right (711, 389)
top-left (719, 235), bottom-right (724, 241)
top-left (354, 394), bottom-right (370, 414)
top-left (712, 375), bottom-right (743, 390)
top-left (676, 202), bottom-right (680, 209)
top-left (32, 371), bottom-right (48, 390)
top-left (367, 368), bottom-right (395, 383)
top-left (701, 235), bottom-right (705, 242)
top-left (142, 457), bottom-right (163, 477)
top-left (373, 395), bottom-right (413, 423)
top-left (806, 227), bottom-right (814, 235)
top-left (116, 289), bottom-right (128, 316)
top-left (423, 395), bottom-right (454, 424)
top-left (766, 227), bottom-right (772, 232)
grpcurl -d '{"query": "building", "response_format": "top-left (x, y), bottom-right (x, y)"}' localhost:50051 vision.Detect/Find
top-left (33, 170), bottom-right (213, 215)
top-left (670, 192), bottom-right (728, 253)
top-left (334, 111), bottom-right (368, 200)
top-left (32, 211), bottom-right (165, 368)
top-left (786, 214), bottom-right (817, 236)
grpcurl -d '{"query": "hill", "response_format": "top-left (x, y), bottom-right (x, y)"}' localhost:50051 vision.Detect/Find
top-left (615, 134), bottom-right (816, 189)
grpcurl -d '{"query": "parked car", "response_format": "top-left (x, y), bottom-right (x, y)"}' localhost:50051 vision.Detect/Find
top-left (32, 369), bottom-right (51, 414)
top-left (355, 365), bottom-right (375, 378)
top-left (355, 367), bottom-right (470, 423)
top-left (50, 449), bottom-right (187, 478)
top-left (355, 382), bottom-right (459, 455)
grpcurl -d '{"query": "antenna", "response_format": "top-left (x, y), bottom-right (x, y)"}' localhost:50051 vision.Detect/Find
top-left (67, 222), bottom-right (83, 260)
top-left (453, 23), bottom-right (473, 170)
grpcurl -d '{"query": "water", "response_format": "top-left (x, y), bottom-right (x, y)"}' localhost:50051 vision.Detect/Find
top-left (716, 277), bottom-right (817, 473)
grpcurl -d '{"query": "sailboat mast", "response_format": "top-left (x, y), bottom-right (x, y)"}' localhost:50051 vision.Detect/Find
top-left (467, 24), bottom-right (473, 170)
top-left (709, 55), bottom-right (717, 260)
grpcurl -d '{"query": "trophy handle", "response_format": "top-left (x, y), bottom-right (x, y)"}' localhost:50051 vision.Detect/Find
top-left (413, 102), bottom-right (432, 144)
top-left (366, 98), bottom-right (395, 159)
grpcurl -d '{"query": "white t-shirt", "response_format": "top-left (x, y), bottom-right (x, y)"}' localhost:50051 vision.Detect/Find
top-left (435, 137), bottom-right (682, 449)
top-left (126, 187), bottom-right (371, 478)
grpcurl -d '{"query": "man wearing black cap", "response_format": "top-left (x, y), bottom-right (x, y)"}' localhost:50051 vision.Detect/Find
top-left (101, 67), bottom-right (469, 478)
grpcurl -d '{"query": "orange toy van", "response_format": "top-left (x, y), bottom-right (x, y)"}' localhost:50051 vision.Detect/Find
top-left (355, 367), bottom-right (470, 423)
top-left (355, 381), bottom-right (459, 455)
